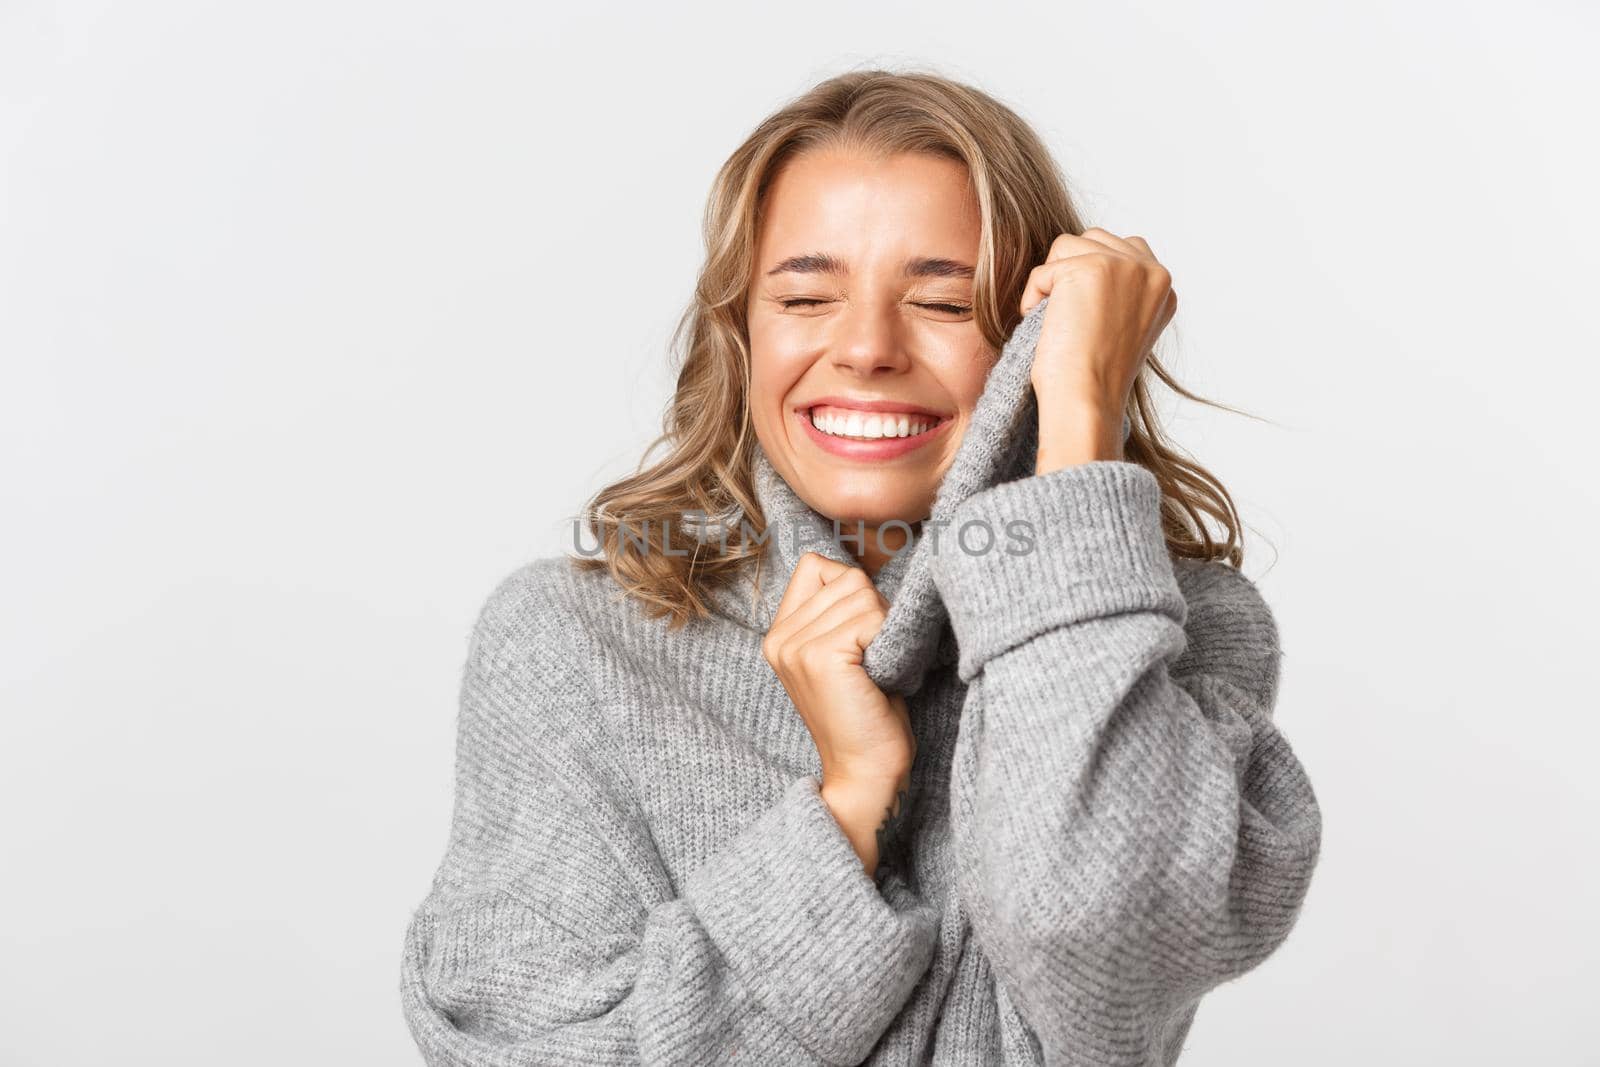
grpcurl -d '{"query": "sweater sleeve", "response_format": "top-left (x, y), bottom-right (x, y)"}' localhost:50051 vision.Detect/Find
top-left (927, 463), bottom-right (1323, 1065)
top-left (399, 561), bottom-right (940, 1067)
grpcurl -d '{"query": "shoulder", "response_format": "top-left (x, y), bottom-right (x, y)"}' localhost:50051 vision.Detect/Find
top-left (1170, 556), bottom-right (1283, 714)
top-left (454, 556), bottom-right (641, 776)
top-left (452, 558), bottom-right (647, 843)
top-left (465, 554), bottom-right (621, 684)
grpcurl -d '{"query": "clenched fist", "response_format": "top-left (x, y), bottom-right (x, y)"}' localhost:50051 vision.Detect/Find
top-left (1021, 227), bottom-right (1178, 471)
top-left (762, 552), bottom-right (914, 877)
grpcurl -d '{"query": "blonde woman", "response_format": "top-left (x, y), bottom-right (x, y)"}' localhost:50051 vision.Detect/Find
top-left (400, 69), bottom-right (1322, 1066)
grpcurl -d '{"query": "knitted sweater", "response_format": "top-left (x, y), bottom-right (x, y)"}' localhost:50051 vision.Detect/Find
top-left (398, 297), bottom-right (1323, 1066)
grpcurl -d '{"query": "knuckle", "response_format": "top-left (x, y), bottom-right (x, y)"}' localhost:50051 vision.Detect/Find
top-left (1080, 254), bottom-right (1114, 277)
top-left (848, 586), bottom-right (880, 611)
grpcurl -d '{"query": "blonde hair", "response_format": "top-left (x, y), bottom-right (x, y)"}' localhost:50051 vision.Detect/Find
top-left (576, 67), bottom-right (1257, 630)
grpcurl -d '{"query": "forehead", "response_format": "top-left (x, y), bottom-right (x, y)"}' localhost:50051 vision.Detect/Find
top-left (755, 149), bottom-right (980, 265)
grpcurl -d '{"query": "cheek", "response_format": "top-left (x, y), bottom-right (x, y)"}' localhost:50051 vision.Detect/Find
top-left (958, 363), bottom-right (993, 410)
top-left (933, 343), bottom-right (998, 415)
top-left (748, 322), bottom-right (817, 412)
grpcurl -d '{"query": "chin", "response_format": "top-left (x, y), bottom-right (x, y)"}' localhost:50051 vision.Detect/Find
top-left (809, 482), bottom-right (933, 529)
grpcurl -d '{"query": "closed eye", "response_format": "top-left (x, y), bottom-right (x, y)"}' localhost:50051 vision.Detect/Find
top-left (778, 298), bottom-right (972, 315)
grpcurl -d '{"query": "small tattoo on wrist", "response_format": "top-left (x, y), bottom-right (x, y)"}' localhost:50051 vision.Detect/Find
top-left (873, 784), bottom-right (912, 868)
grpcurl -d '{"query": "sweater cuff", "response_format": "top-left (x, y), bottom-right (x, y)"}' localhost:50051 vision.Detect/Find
top-left (678, 774), bottom-right (938, 1064)
top-left (928, 461), bottom-right (1188, 680)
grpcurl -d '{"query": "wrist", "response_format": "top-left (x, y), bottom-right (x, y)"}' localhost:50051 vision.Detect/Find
top-left (820, 776), bottom-right (904, 877)
top-left (820, 774), bottom-right (901, 822)
top-left (1035, 401), bottom-right (1125, 472)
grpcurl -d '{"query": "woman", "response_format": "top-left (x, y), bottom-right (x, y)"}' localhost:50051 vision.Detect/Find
top-left (400, 69), bottom-right (1322, 1066)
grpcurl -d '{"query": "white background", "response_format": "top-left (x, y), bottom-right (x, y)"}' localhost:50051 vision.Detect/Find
top-left (4, 2), bottom-right (1596, 1064)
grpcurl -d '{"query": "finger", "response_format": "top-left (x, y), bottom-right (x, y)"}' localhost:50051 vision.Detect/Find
top-left (1139, 288), bottom-right (1180, 358)
top-left (1123, 233), bottom-right (1177, 330)
top-left (804, 607), bottom-right (892, 677)
top-left (771, 552), bottom-right (854, 627)
top-left (1040, 231), bottom-right (1109, 265)
top-left (1121, 234), bottom-right (1162, 265)
top-left (1077, 226), bottom-right (1142, 258)
top-left (1115, 235), bottom-right (1175, 311)
top-left (828, 605), bottom-right (893, 662)
top-left (1019, 253), bottom-right (1096, 316)
top-left (1022, 231), bottom-right (1143, 314)
top-left (774, 565), bottom-right (880, 645)
top-left (785, 585), bottom-right (888, 661)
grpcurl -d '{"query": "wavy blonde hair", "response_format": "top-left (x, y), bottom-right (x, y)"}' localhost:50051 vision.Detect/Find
top-left (575, 67), bottom-right (1258, 630)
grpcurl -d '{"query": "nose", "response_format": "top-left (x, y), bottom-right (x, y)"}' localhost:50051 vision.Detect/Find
top-left (831, 301), bottom-right (912, 378)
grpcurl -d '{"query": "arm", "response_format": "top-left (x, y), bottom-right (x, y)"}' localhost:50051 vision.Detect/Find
top-left (399, 561), bottom-right (939, 1066)
top-left (928, 463), bottom-right (1322, 1063)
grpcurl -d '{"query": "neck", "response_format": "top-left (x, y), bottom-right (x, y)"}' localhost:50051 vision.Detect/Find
top-left (835, 519), bottom-right (920, 579)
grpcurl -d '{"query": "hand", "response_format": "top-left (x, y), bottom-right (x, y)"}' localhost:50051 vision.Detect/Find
top-left (1020, 228), bottom-right (1178, 471)
top-left (762, 552), bottom-right (915, 875)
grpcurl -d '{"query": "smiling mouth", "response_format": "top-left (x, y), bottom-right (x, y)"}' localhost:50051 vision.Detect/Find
top-left (803, 403), bottom-right (953, 441)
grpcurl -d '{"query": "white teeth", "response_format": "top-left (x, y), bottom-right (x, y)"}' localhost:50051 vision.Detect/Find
top-left (809, 408), bottom-right (939, 440)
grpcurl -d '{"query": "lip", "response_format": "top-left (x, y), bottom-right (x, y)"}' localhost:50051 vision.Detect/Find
top-left (797, 395), bottom-right (953, 419)
top-left (793, 400), bottom-right (955, 461)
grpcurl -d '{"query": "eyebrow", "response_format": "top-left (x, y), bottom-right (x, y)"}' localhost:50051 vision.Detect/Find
top-left (765, 253), bottom-right (975, 279)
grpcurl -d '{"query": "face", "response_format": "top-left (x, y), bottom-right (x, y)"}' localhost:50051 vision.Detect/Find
top-left (746, 147), bottom-right (995, 537)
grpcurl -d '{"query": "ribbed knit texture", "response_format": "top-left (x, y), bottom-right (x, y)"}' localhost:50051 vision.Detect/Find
top-left (399, 297), bottom-right (1323, 1065)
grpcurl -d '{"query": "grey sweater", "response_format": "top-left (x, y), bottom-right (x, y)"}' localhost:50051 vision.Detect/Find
top-left (398, 297), bottom-right (1323, 1066)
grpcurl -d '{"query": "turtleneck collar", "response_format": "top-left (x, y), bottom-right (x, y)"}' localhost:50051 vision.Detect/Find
top-left (744, 442), bottom-right (923, 611)
top-left (700, 295), bottom-right (1127, 698)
